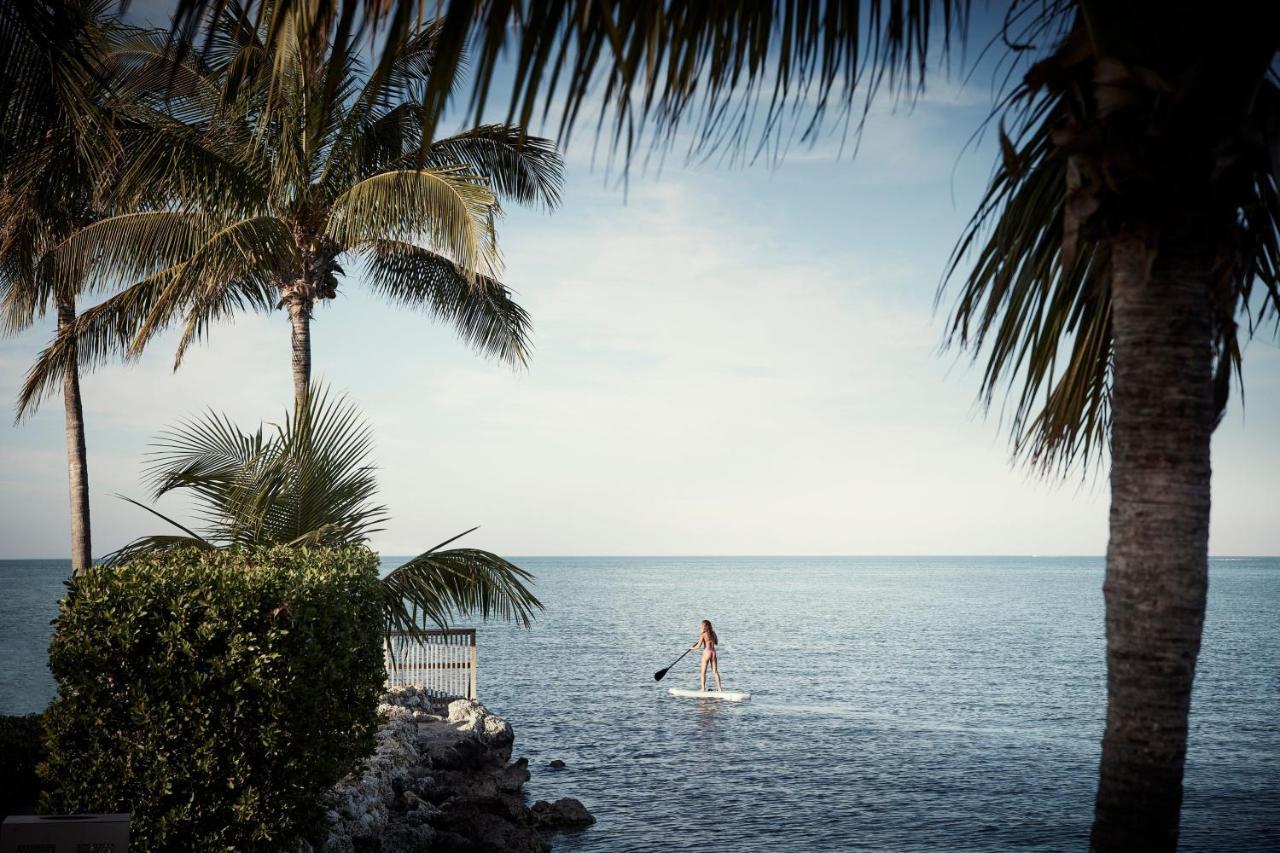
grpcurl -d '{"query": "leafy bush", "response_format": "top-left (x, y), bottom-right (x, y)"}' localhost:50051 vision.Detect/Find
top-left (39, 546), bottom-right (386, 851)
top-left (0, 714), bottom-right (44, 817)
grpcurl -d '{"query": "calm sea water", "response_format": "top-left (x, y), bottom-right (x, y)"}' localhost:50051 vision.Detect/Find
top-left (2, 556), bottom-right (1277, 851)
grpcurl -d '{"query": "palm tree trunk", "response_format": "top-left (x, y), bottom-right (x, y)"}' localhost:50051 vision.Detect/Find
top-left (1090, 229), bottom-right (1215, 852)
top-left (287, 295), bottom-right (312, 411)
top-left (56, 295), bottom-right (92, 576)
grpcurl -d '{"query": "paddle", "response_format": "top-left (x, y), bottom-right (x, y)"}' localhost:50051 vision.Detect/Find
top-left (653, 646), bottom-right (693, 681)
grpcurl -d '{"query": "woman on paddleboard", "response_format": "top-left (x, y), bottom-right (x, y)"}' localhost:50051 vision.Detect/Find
top-left (690, 619), bottom-right (724, 692)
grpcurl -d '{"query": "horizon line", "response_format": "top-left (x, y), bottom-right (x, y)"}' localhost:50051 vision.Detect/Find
top-left (3, 553), bottom-right (1278, 561)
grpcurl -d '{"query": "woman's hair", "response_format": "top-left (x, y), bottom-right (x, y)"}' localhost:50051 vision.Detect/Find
top-left (700, 619), bottom-right (718, 645)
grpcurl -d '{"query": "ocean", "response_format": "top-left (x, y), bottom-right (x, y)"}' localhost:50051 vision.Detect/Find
top-left (2, 556), bottom-right (1277, 851)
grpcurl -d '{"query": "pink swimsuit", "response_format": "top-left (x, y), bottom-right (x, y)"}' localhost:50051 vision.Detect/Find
top-left (702, 634), bottom-right (717, 658)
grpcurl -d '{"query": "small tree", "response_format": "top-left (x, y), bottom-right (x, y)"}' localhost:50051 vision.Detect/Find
top-left (108, 388), bottom-right (542, 633)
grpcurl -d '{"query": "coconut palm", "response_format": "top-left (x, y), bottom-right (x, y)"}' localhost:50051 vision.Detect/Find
top-left (944, 9), bottom-right (1280, 848)
top-left (0, 1), bottom-right (180, 575)
top-left (19, 3), bottom-right (562, 413)
top-left (1, 3), bottom-right (261, 574)
top-left (0, 0), bottom-right (118, 577)
top-left (159, 1), bottom-right (1280, 847)
top-left (106, 388), bottom-right (542, 633)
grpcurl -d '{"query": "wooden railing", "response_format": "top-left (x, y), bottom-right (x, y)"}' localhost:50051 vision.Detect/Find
top-left (384, 628), bottom-right (477, 700)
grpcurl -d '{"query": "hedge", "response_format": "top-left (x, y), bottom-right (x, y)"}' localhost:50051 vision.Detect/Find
top-left (39, 545), bottom-right (386, 851)
top-left (0, 714), bottom-right (44, 818)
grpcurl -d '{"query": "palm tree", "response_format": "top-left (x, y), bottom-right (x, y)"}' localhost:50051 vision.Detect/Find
top-left (19, 4), bottom-right (562, 413)
top-left (0, 0), bottom-right (145, 575)
top-left (157, 1), bottom-right (1280, 847)
top-left (106, 388), bottom-right (542, 633)
top-left (944, 8), bottom-right (1280, 849)
top-left (1, 3), bottom-right (259, 575)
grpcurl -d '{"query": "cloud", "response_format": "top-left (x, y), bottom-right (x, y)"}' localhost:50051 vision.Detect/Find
top-left (349, 175), bottom-right (1113, 556)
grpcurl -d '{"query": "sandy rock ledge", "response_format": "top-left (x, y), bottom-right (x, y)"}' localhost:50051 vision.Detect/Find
top-left (303, 687), bottom-right (592, 853)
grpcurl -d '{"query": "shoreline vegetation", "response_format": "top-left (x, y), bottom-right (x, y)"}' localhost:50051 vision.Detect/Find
top-left (0, 547), bottom-right (582, 850)
top-left (2, 4), bottom-right (563, 839)
top-left (0, 692), bottom-right (595, 852)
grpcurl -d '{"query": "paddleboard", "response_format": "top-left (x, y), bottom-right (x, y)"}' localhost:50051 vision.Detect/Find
top-left (668, 688), bottom-right (751, 702)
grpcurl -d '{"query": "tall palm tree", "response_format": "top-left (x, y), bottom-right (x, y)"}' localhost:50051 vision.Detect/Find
top-left (19, 4), bottom-right (562, 414)
top-left (1, 3), bottom-right (259, 574)
top-left (159, 1), bottom-right (1280, 848)
top-left (106, 388), bottom-right (543, 633)
top-left (945, 7), bottom-right (1280, 849)
top-left (0, 0), bottom-right (141, 575)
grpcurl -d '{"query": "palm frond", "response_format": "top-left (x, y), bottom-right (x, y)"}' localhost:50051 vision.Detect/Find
top-left (14, 271), bottom-right (175, 419)
top-left (14, 215), bottom-right (285, 414)
top-left (15, 326), bottom-right (78, 422)
top-left (38, 211), bottom-right (211, 299)
top-left (0, 195), bottom-right (67, 333)
top-left (139, 388), bottom-right (389, 547)
top-left (119, 494), bottom-right (212, 541)
top-left (171, 0), bottom-right (969, 165)
top-left (426, 125), bottom-right (564, 210)
top-left (0, 0), bottom-right (116, 168)
top-left (322, 102), bottom-right (421, 191)
top-left (13, 263), bottom-right (200, 418)
top-left (382, 544), bottom-right (543, 633)
top-left (359, 21), bottom-right (447, 109)
top-left (319, 22), bottom-right (445, 185)
top-left (132, 215), bottom-right (291, 362)
top-left (145, 410), bottom-right (269, 500)
top-left (101, 496), bottom-right (218, 567)
top-left (942, 105), bottom-right (1114, 475)
top-left (1234, 84), bottom-right (1280, 338)
top-left (942, 26), bottom-right (1280, 476)
top-left (110, 113), bottom-right (265, 218)
top-left (109, 26), bottom-right (217, 93)
top-left (102, 534), bottom-right (217, 567)
top-left (326, 168), bottom-right (500, 278)
top-left (363, 239), bottom-right (531, 367)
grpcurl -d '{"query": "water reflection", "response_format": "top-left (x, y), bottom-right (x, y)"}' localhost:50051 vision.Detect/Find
top-left (693, 697), bottom-right (731, 733)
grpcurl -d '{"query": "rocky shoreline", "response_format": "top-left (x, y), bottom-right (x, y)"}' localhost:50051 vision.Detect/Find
top-left (309, 686), bottom-right (593, 852)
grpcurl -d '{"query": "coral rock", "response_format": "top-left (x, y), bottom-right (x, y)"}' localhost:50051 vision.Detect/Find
top-left (532, 797), bottom-right (596, 830)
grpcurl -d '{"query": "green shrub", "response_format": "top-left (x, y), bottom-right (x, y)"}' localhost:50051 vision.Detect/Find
top-left (0, 714), bottom-right (44, 817)
top-left (39, 546), bottom-right (386, 851)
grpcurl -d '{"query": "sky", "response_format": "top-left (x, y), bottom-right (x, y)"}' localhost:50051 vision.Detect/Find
top-left (1, 6), bottom-right (1277, 559)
